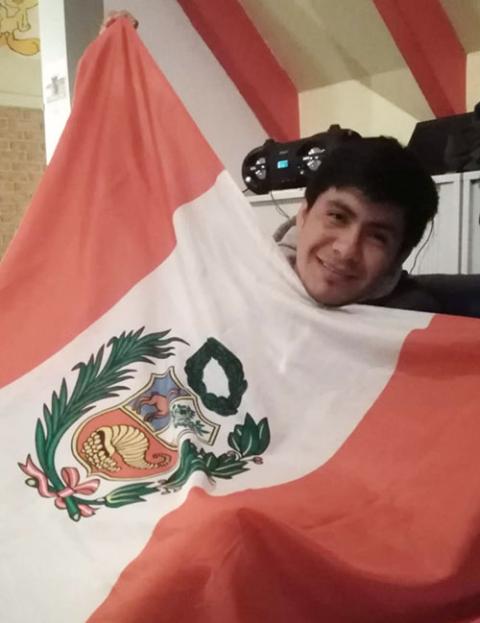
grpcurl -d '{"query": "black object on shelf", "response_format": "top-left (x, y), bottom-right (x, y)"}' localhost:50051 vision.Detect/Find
top-left (408, 108), bottom-right (480, 175)
top-left (242, 125), bottom-right (361, 194)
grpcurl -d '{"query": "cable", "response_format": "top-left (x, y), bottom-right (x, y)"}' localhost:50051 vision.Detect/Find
top-left (269, 191), bottom-right (290, 220)
top-left (408, 220), bottom-right (434, 274)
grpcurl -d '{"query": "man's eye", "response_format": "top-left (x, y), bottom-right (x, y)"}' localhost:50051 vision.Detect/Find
top-left (370, 232), bottom-right (388, 246)
top-left (328, 211), bottom-right (346, 223)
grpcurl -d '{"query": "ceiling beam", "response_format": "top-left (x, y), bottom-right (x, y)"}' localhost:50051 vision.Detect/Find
top-left (373, 0), bottom-right (466, 117)
top-left (177, 0), bottom-right (299, 140)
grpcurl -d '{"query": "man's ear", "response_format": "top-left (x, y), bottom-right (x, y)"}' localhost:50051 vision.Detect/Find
top-left (296, 200), bottom-right (308, 229)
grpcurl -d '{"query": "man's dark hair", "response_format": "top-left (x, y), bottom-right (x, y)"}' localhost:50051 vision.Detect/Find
top-left (304, 136), bottom-right (438, 255)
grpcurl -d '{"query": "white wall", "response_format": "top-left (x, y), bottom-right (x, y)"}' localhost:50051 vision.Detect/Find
top-left (38, 0), bottom-right (71, 161)
top-left (103, 0), bottom-right (267, 186)
top-left (467, 51), bottom-right (480, 112)
top-left (300, 76), bottom-right (430, 145)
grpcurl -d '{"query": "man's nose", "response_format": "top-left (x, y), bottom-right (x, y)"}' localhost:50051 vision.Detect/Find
top-left (332, 227), bottom-right (362, 261)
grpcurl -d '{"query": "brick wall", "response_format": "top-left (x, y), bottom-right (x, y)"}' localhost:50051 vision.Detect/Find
top-left (0, 106), bottom-right (45, 258)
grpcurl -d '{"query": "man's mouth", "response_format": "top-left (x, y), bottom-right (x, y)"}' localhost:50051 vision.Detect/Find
top-left (318, 258), bottom-right (356, 279)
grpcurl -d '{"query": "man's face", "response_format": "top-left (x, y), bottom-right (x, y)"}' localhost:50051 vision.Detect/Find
top-left (295, 187), bottom-right (405, 306)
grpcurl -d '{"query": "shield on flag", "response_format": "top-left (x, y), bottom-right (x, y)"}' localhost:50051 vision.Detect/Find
top-left (72, 366), bottom-right (220, 481)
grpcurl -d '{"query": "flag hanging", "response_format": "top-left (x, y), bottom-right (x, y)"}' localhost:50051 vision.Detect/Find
top-left (1, 19), bottom-right (480, 623)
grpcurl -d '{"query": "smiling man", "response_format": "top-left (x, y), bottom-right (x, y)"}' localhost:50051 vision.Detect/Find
top-left (278, 137), bottom-right (440, 308)
top-left (295, 185), bottom-right (406, 306)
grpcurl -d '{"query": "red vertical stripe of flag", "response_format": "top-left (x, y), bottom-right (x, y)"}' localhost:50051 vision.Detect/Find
top-left (0, 20), bottom-right (223, 389)
top-left (89, 313), bottom-right (480, 622)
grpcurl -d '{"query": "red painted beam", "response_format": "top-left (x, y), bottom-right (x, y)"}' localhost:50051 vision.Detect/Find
top-left (177, 0), bottom-right (299, 141)
top-left (374, 0), bottom-right (466, 117)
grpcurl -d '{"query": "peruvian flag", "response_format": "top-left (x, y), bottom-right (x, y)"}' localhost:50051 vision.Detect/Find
top-left (1, 20), bottom-right (480, 623)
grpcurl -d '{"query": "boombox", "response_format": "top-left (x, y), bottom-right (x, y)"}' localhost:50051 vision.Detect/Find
top-left (242, 124), bottom-right (361, 194)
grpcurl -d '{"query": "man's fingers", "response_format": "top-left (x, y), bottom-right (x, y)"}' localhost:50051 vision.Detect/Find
top-left (99, 10), bottom-right (139, 35)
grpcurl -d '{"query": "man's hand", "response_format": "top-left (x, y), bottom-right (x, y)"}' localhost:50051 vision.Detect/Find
top-left (99, 10), bottom-right (139, 35)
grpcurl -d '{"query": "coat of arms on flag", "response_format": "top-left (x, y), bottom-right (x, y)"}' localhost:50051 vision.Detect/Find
top-left (19, 329), bottom-right (270, 521)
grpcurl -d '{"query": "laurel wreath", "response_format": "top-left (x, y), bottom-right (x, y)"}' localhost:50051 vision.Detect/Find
top-left (185, 337), bottom-right (248, 415)
top-left (161, 413), bottom-right (270, 490)
top-left (22, 329), bottom-right (270, 521)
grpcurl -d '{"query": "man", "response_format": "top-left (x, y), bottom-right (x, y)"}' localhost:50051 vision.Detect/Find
top-left (276, 137), bottom-right (480, 317)
top-left (277, 136), bottom-right (437, 307)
